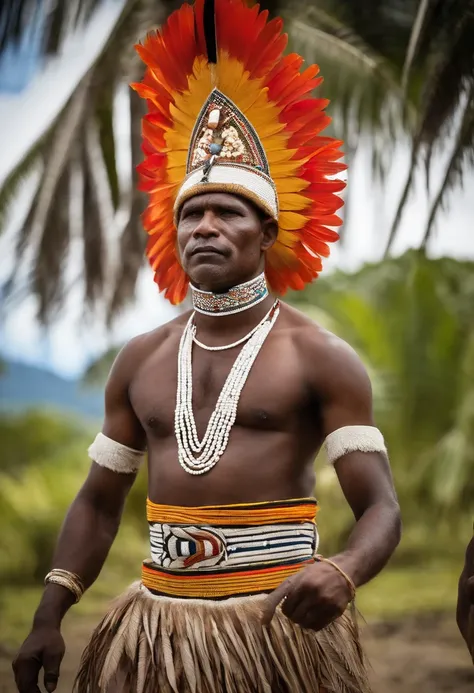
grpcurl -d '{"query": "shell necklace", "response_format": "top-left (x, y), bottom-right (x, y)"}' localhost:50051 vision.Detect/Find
top-left (193, 300), bottom-right (278, 351)
top-left (175, 300), bottom-right (280, 475)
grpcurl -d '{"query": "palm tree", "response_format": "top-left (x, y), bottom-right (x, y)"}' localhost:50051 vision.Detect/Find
top-left (0, 0), bottom-right (179, 324)
top-left (0, 0), bottom-right (472, 324)
top-left (384, 0), bottom-right (474, 254)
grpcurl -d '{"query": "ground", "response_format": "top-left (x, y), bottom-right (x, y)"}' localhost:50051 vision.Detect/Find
top-left (1, 611), bottom-right (472, 693)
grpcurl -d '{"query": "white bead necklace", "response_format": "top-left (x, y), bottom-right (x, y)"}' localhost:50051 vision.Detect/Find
top-left (175, 300), bottom-right (280, 475)
top-left (192, 300), bottom-right (278, 352)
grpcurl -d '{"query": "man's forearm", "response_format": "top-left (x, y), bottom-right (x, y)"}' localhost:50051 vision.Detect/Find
top-left (331, 500), bottom-right (401, 589)
top-left (33, 493), bottom-right (122, 627)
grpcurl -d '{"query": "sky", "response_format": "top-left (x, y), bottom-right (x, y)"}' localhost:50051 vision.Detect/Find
top-left (0, 1), bottom-right (473, 379)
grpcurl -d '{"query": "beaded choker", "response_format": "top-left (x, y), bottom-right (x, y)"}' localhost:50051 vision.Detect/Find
top-left (190, 273), bottom-right (268, 316)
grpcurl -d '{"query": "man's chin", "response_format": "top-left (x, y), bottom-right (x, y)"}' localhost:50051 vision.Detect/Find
top-left (188, 265), bottom-right (235, 293)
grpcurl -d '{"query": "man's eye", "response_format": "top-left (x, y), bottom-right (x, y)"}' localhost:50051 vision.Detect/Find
top-left (221, 210), bottom-right (240, 217)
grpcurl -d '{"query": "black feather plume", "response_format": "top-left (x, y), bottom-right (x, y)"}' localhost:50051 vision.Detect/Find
top-left (203, 0), bottom-right (217, 63)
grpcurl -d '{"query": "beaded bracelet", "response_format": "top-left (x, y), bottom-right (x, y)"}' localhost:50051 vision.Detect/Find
top-left (44, 568), bottom-right (85, 604)
top-left (314, 554), bottom-right (356, 601)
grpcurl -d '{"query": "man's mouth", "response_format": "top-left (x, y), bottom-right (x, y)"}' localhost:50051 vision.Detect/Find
top-left (191, 246), bottom-right (224, 256)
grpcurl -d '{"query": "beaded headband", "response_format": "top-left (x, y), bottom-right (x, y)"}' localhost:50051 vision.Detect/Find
top-left (132, 0), bottom-right (346, 305)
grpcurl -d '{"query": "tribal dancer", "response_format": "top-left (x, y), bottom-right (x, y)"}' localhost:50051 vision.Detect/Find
top-left (13, 2), bottom-right (401, 692)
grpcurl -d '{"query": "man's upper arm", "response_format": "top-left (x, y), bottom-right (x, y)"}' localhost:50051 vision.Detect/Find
top-left (308, 330), bottom-right (398, 515)
top-left (316, 334), bottom-right (374, 435)
top-left (101, 339), bottom-right (147, 451)
top-left (78, 340), bottom-right (147, 508)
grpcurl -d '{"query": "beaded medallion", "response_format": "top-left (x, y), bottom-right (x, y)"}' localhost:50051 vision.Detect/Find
top-left (190, 272), bottom-right (268, 316)
top-left (187, 89), bottom-right (270, 175)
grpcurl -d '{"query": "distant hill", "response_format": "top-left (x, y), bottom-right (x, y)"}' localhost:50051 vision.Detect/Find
top-left (0, 360), bottom-right (104, 421)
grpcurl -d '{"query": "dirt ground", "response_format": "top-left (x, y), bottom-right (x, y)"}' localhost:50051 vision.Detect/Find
top-left (1, 612), bottom-right (473, 692)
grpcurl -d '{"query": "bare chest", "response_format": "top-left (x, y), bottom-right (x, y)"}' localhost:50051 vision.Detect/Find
top-left (130, 338), bottom-right (311, 439)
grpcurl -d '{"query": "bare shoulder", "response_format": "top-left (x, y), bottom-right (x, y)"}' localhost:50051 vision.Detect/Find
top-left (279, 301), bottom-right (371, 400)
top-left (107, 311), bottom-right (191, 387)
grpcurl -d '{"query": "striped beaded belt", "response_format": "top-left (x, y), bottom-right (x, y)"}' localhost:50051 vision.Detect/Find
top-left (142, 498), bottom-right (319, 599)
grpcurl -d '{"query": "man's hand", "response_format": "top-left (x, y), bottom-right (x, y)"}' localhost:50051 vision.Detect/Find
top-left (262, 561), bottom-right (353, 631)
top-left (12, 627), bottom-right (65, 693)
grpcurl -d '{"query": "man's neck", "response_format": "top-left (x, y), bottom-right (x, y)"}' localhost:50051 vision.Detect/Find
top-left (191, 272), bottom-right (267, 316)
top-left (192, 294), bottom-right (276, 342)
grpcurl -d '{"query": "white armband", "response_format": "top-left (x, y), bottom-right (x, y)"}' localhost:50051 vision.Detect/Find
top-left (88, 433), bottom-right (146, 474)
top-left (323, 425), bottom-right (387, 465)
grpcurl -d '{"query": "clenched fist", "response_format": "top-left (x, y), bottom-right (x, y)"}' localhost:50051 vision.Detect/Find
top-left (263, 558), bottom-right (354, 631)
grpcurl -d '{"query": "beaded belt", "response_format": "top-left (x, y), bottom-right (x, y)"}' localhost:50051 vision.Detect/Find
top-left (142, 498), bottom-right (319, 599)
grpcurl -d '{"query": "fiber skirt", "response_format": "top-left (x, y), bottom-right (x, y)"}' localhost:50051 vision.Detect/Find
top-left (73, 581), bottom-right (371, 693)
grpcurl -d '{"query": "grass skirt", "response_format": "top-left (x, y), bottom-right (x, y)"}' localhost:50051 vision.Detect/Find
top-left (74, 581), bottom-right (372, 693)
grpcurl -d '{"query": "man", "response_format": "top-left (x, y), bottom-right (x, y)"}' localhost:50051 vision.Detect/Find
top-left (13, 1), bottom-right (401, 692)
top-left (457, 534), bottom-right (474, 661)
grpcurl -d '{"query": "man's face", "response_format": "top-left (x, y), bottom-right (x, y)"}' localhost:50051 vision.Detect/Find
top-left (177, 192), bottom-right (276, 291)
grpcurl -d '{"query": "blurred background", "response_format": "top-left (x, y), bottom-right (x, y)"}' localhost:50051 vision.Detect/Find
top-left (0, 0), bottom-right (473, 691)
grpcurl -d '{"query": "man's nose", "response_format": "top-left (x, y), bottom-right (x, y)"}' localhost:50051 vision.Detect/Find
top-left (192, 211), bottom-right (219, 238)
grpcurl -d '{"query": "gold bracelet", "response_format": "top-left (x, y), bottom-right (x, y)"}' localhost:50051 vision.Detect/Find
top-left (314, 554), bottom-right (356, 600)
top-left (44, 569), bottom-right (85, 604)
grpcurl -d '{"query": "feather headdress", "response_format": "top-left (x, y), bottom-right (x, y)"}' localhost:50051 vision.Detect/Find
top-left (132, 0), bottom-right (346, 305)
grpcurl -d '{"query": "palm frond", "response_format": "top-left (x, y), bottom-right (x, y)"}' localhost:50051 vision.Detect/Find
top-left (0, 0), bottom-right (175, 324)
top-left (30, 74), bottom-right (92, 242)
top-left (383, 138), bottom-right (420, 258)
top-left (107, 89), bottom-right (147, 323)
top-left (385, 1), bottom-right (474, 254)
top-left (286, 9), bottom-right (413, 182)
top-left (0, 0), bottom-right (40, 55)
top-left (421, 88), bottom-right (474, 251)
top-left (417, 3), bottom-right (474, 149)
top-left (0, 135), bottom-right (46, 235)
top-left (1, 73), bottom-right (92, 302)
top-left (81, 120), bottom-right (106, 306)
top-left (401, 0), bottom-right (432, 92)
top-left (0, 0), bottom-right (106, 57)
top-left (95, 82), bottom-right (120, 210)
top-left (288, 11), bottom-right (403, 106)
top-left (33, 162), bottom-right (72, 323)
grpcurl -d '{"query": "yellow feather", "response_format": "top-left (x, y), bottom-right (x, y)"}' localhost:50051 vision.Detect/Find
top-left (169, 103), bottom-right (196, 130)
top-left (270, 239), bottom-right (298, 263)
top-left (276, 177), bottom-right (310, 194)
top-left (270, 161), bottom-right (302, 176)
top-left (165, 131), bottom-right (190, 151)
top-left (266, 149), bottom-right (298, 164)
top-left (279, 211), bottom-right (308, 231)
top-left (279, 193), bottom-right (312, 211)
top-left (276, 228), bottom-right (298, 247)
top-left (167, 150), bottom-right (188, 169)
top-left (167, 166), bottom-right (188, 184)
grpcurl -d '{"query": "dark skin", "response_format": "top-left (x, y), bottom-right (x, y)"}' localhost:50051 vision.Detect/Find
top-left (13, 192), bottom-right (401, 692)
top-left (457, 535), bottom-right (474, 661)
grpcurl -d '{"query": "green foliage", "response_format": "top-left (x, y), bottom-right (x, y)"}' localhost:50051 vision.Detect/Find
top-left (0, 411), bottom-right (88, 476)
top-left (292, 251), bottom-right (474, 523)
top-left (82, 347), bottom-right (121, 387)
top-left (0, 412), bottom-right (148, 594)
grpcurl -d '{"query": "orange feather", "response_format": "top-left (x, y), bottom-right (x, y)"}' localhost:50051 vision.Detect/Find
top-left (133, 0), bottom-right (346, 302)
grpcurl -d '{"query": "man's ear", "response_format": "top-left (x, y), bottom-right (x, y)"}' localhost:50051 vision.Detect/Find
top-left (261, 217), bottom-right (278, 251)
